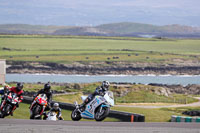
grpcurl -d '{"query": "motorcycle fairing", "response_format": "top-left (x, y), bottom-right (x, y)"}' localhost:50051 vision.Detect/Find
top-left (81, 96), bottom-right (106, 119)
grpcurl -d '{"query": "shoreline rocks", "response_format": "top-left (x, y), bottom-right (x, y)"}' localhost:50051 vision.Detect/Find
top-left (6, 61), bottom-right (200, 75)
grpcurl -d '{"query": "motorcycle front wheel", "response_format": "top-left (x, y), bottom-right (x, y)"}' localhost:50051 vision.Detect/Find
top-left (71, 109), bottom-right (81, 121)
top-left (5, 105), bottom-right (11, 115)
top-left (30, 105), bottom-right (41, 119)
top-left (95, 106), bottom-right (110, 121)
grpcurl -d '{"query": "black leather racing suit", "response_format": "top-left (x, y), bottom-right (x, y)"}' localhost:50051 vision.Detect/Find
top-left (34, 89), bottom-right (52, 110)
top-left (83, 86), bottom-right (106, 106)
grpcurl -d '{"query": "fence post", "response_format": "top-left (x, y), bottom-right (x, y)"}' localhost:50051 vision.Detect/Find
top-left (131, 115), bottom-right (134, 122)
top-left (0, 59), bottom-right (6, 84)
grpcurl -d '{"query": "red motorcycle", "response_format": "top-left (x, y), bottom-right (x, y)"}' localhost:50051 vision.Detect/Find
top-left (30, 93), bottom-right (48, 119)
top-left (0, 92), bottom-right (19, 118)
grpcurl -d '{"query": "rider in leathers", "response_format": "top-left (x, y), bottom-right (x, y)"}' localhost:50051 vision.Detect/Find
top-left (1, 83), bottom-right (24, 116)
top-left (0, 84), bottom-right (10, 106)
top-left (33, 82), bottom-right (52, 110)
top-left (43, 103), bottom-right (63, 120)
top-left (80, 81), bottom-right (110, 110)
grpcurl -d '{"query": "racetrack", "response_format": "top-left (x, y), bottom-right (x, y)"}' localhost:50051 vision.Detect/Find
top-left (0, 119), bottom-right (200, 133)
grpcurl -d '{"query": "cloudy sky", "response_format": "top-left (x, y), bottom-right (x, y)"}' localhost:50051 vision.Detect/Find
top-left (0, 0), bottom-right (199, 26)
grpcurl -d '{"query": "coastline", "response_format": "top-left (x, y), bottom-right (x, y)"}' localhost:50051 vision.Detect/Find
top-left (6, 73), bottom-right (200, 77)
top-left (6, 61), bottom-right (200, 75)
top-left (6, 73), bottom-right (200, 85)
top-left (7, 66), bottom-right (200, 75)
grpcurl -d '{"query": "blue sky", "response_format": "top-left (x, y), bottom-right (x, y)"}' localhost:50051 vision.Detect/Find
top-left (0, 0), bottom-right (199, 26)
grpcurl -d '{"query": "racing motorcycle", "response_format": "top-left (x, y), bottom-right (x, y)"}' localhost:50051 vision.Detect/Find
top-left (30, 93), bottom-right (48, 119)
top-left (44, 111), bottom-right (63, 121)
top-left (0, 92), bottom-right (19, 118)
top-left (46, 111), bottom-right (57, 121)
top-left (71, 91), bottom-right (114, 121)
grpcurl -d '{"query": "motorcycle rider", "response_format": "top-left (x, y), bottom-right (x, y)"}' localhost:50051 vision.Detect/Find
top-left (2, 83), bottom-right (24, 116)
top-left (32, 82), bottom-right (52, 110)
top-left (0, 83), bottom-right (10, 95)
top-left (44, 103), bottom-right (63, 120)
top-left (80, 81), bottom-right (110, 110)
top-left (0, 84), bottom-right (10, 106)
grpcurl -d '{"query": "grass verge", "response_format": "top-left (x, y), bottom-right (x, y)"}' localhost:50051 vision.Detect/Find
top-left (5, 103), bottom-right (200, 122)
top-left (6, 103), bottom-right (120, 122)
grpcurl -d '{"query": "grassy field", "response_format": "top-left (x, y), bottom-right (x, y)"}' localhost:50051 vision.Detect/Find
top-left (1, 83), bottom-right (199, 122)
top-left (112, 106), bottom-right (200, 122)
top-left (116, 91), bottom-right (198, 104)
top-left (6, 103), bottom-right (200, 122)
top-left (0, 35), bottom-right (200, 63)
top-left (53, 92), bottom-right (198, 105)
top-left (6, 103), bottom-right (120, 122)
top-left (2, 83), bottom-right (197, 105)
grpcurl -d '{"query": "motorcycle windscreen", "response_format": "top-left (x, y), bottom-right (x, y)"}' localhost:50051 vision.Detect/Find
top-left (47, 112), bottom-right (57, 121)
top-left (104, 91), bottom-right (114, 106)
top-left (81, 96), bottom-right (87, 102)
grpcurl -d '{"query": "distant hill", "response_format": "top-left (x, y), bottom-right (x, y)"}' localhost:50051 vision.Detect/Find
top-left (53, 27), bottom-right (108, 36)
top-left (96, 22), bottom-right (163, 34)
top-left (0, 24), bottom-right (73, 34)
top-left (96, 22), bottom-right (200, 37)
top-left (1, 23), bottom-right (200, 38)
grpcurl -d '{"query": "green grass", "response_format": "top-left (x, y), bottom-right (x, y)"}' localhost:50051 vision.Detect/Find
top-left (112, 106), bottom-right (200, 122)
top-left (116, 90), bottom-right (198, 104)
top-left (2, 82), bottom-right (198, 122)
top-left (54, 91), bottom-right (198, 105)
top-left (0, 35), bottom-right (199, 63)
top-left (6, 103), bottom-right (120, 121)
top-left (3, 83), bottom-right (198, 105)
top-left (6, 103), bottom-right (200, 122)
top-left (53, 93), bottom-right (83, 104)
top-left (6, 103), bottom-right (74, 120)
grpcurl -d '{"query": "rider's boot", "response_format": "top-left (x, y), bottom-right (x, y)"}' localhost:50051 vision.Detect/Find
top-left (43, 112), bottom-right (47, 120)
top-left (79, 97), bottom-right (91, 111)
top-left (10, 112), bottom-right (13, 116)
top-left (79, 103), bottom-right (86, 111)
top-left (10, 106), bottom-right (16, 116)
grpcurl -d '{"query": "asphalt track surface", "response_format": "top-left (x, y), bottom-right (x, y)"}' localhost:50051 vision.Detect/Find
top-left (0, 119), bottom-right (200, 133)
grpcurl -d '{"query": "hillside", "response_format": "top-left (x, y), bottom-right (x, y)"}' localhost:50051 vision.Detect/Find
top-left (0, 23), bottom-right (200, 38)
top-left (96, 22), bottom-right (200, 37)
top-left (96, 22), bottom-right (163, 34)
top-left (0, 24), bottom-right (73, 34)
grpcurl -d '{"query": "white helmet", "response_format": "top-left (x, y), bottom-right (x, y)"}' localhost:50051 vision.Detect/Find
top-left (53, 103), bottom-right (59, 110)
top-left (102, 81), bottom-right (110, 91)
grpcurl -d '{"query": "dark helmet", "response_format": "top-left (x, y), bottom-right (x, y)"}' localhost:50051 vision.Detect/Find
top-left (44, 83), bottom-right (51, 91)
top-left (16, 83), bottom-right (23, 91)
top-left (101, 81), bottom-right (110, 91)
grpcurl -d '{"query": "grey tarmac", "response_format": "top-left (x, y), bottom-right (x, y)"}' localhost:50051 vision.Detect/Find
top-left (0, 119), bottom-right (200, 133)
